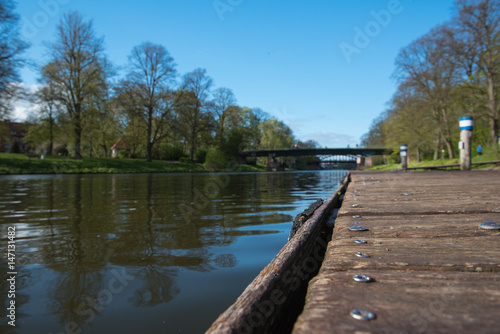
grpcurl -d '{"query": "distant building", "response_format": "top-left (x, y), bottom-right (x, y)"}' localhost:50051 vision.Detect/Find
top-left (110, 138), bottom-right (130, 158)
top-left (0, 121), bottom-right (34, 154)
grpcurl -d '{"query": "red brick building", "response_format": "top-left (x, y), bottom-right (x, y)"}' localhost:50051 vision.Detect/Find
top-left (0, 121), bottom-right (33, 153)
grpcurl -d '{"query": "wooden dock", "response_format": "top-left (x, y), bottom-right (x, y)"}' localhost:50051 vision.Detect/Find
top-left (293, 170), bottom-right (500, 333)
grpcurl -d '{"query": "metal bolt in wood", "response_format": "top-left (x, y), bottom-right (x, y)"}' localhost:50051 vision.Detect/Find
top-left (350, 309), bottom-right (376, 321)
top-left (353, 274), bottom-right (372, 282)
top-left (355, 252), bottom-right (370, 258)
top-left (479, 222), bottom-right (500, 230)
top-left (349, 226), bottom-right (368, 232)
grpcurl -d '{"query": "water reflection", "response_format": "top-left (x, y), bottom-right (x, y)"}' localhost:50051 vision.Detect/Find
top-left (0, 170), bottom-right (346, 333)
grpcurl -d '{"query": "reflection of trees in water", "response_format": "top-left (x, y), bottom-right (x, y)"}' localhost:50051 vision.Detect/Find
top-left (0, 171), bottom-right (341, 330)
top-left (48, 270), bottom-right (105, 326)
top-left (131, 265), bottom-right (179, 307)
top-left (42, 177), bottom-right (109, 328)
top-left (214, 254), bottom-right (238, 268)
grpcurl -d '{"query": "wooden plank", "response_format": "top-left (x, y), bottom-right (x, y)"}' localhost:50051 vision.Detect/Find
top-left (342, 172), bottom-right (500, 215)
top-left (294, 171), bottom-right (500, 333)
top-left (332, 214), bottom-right (500, 239)
top-left (293, 271), bottom-right (500, 334)
top-left (320, 237), bottom-right (500, 272)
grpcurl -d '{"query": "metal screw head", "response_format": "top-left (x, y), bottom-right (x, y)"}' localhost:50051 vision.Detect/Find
top-left (349, 226), bottom-right (368, 232)
top-left (352, 204), bottom-right (360, 208)
top-left (355, 252), bottom-right (370, 258)
top-left (354, 239), bottom-right (367, 244)
top-left (479, 222), bottom-right (500, 230)
top-left (352, 215), bottom-right (361, 218)
top-left (353, 274), bottom-right (372, 282)
top-left (350, 309), bottom-right (376, 321)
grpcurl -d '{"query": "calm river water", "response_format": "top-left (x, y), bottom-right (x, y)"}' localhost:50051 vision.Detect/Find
top-left (0, 170), bottom-right (346, 334)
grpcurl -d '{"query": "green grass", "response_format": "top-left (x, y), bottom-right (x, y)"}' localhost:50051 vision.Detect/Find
top-left (0, 153), bottom-right (221, 174)
top-left (368, 151), bottom-right (500, 171)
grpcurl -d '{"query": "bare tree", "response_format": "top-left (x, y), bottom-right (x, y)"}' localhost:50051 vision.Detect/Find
top-left (35, 84), bottom-right (60, 155)
top-left (41, 12), bottom-right (108, 159)
top-left (116, 42), bottom-right (177, 162)
top-left (0, 0), bottom-right (28, 119)
top-left (211, 87), bottom-right (236, 148)
top-left (451, 0), bottom-right (500, 144)
top-left (174, 68), bottom-right (214, 161)
top-left (394, 25), bottom-right (461, 158)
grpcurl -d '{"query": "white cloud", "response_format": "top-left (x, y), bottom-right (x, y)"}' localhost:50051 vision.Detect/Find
top-left (11, 83), bottom-right (40, 121)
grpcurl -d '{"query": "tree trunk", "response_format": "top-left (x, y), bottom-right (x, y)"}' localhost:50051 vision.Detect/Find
top-left (444, 137), bottom-right (454, 160)
top-left (101, 143), bottom-right (108, 157)
top-left (441, 108), bottom-right (454, 159)
top-left (49, 114), bottom-right (54, 155)
top-left (487, 75), bottom-right (499, 145)
top-left (433, 132), bottom-right (441, 160)
top-left (147, 108), bottom-right (153, 162)
top-left (490, 117), bottom-right (498, 146)
top-left (190, 129), bottom-right (196, 162)
top-left (218, 115), bottom-right (225, 149)
top-left (74, 106), bottom-right (82, 159)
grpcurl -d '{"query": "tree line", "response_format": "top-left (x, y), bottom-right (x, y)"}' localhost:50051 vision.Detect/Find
top-left (0, 3), bottom-right (318, 163)
top-left (362, 0), bottom-right (500, 161)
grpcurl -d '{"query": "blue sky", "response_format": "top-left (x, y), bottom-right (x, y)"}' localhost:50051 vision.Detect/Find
top-left (15, 0), bottom-right (457, 147)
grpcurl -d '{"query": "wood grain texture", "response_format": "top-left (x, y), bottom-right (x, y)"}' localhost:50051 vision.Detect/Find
top-left (293, 171), bottom-right (500, 334)
top-left (293, 271), bottom-right (500, 334)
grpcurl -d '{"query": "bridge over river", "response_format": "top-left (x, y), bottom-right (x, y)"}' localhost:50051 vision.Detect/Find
top-left (241, 148), bottom-right (391, 158)
top-left (241, 148), bottom-right (392, 169)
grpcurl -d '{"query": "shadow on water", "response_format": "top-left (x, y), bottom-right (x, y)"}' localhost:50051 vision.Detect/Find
top-left (0, 170), bottom-right (346, 333)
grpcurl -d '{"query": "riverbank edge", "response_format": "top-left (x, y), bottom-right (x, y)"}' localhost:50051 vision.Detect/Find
top-left (0, 153), bottom-right (272, 175)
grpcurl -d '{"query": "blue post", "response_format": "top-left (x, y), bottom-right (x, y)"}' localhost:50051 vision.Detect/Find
top-left (400, 144), bottom-right (408, 171)
top-left (459, 117), bottom-right (473, 171)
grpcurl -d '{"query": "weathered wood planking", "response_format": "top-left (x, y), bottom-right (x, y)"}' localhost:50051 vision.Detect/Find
top-left (321, 237), bottom-right (500, 272)
top-left (293, 271), bottom-right (500, 334)
top-left (206, 173), bottom-right (349, 334)
top-left (332, 214), bottom-right (500, 239)
top-left (293, 171), bottom-right (500, 333)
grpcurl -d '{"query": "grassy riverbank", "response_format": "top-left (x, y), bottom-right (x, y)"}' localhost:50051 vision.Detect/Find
top-left (0, 153), bottom-right (266, 175)
top-left (367, 151), bottom-right (500, 171)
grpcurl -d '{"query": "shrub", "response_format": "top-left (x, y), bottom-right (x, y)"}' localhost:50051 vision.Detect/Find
top-left (118, 150), bottom-right (129, 159)
top-left (179, 157), bottom-right (191, 163)
top-left (54, 146), bottom-right (69, 156)
top-left (204, 147), bottom-right (229, 171)
top-left (159, 143), bottom-right (186, 161)
top-left (195, 148), bottom-right (208, 163)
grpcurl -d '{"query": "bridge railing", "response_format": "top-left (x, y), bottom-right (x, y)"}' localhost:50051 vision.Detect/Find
top-left (241, 148), bottom-right (392, 158)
